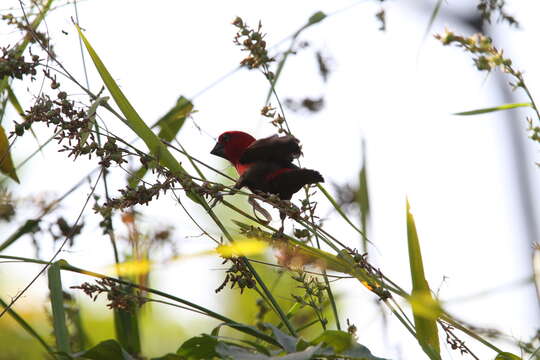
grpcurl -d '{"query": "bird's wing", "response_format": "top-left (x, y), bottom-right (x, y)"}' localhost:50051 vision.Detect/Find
top-left (269, 168), bottom-right (324, 200)
top-left (239, 135), bottom-right (302, 164)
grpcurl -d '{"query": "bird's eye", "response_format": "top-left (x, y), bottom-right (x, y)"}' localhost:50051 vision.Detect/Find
top-left (221, 134), bottom-right (230, 143)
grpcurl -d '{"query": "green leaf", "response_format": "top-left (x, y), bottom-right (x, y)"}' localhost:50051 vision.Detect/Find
top-left (48, 260), bottom-right (70, 355)
top-left (453, 102), bottom-right (532, 116)
top-left (308, 11), bottom-right (326, 25)
top-left (311, 331), bottom-right (389, 360)
top-left (73, 339), bottom-right (135, 360)
top-left (406, 199), bottom-right (441, 359)
top-left (311, 330), bottom-right (352, 353)
top-left (495, 353), bottom-right (522, 360)
top-left (176, 334), bottom-right (219, 359)
top-left (152, 96), bottom-right (193, 141)
top-left (264, 323), bottom-right (298, 352)
top-left (215, 342), bottom-right (270, 360)
top-left (0, 125), bottom-right (20, 183)
top-left (0, 219), bottom-right (40, 252)
top-left (339, 342), bottom-right (390, 360)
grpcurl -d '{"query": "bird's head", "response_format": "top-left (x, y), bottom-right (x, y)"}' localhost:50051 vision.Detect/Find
top-left (210, 131), bottom-right (256, 164)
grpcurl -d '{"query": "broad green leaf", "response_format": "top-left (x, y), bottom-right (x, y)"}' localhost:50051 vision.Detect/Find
top-left (454, 102), bottom-right (531, 116)
top-left (406, 199), bottom-right (441, 359)
top-left (48, 260), bottom-right (70, 355)
top-left (74, 25), bottom-right (202, 206)
top-left (264, 323), bottom-right (298, 352)
top-left (73, 339), bottom-right (135, 360)
top-left (495, 353), bottom-right (522, 360)
top-left (0, 125), bottom-right (19, 183)
top-left (176, 334), bottom-right (219, 359)
top-left (311, 330), bottom-right (352, 353)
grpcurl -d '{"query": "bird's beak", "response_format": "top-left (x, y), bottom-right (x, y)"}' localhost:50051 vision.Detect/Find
top-left (210, 141), bottom-right (226, 159)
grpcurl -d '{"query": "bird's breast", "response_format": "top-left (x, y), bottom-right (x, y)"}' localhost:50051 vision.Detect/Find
top-left (235, 162), bottom-right (251, 176)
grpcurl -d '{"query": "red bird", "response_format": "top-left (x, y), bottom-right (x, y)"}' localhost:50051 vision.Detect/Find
top-left (210, 131), bottom-right (324, 225)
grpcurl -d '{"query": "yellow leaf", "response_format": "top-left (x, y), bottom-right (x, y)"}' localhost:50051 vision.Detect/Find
top-left (0, 126), bottom-right (19, 183)
top-left (104, 259), bottom-right (153, 276)
top-left (216, 240), bottom-right (268, 257)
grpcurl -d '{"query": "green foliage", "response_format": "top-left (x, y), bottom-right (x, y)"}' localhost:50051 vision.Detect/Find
top-left (406, 200), bottom-right (441, 359)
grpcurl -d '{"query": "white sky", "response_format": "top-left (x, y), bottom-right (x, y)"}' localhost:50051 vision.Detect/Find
top-left (1, 0), bottom-right (539, 359)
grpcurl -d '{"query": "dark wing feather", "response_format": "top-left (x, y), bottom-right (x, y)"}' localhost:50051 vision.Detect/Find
top-left (239, 135), bottom-right (301, 164)
top-left (269, 169), bottom-right (324, 200)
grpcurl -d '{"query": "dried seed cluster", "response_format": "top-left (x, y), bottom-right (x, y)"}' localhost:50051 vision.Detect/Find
top-left (0, 47), bottom-right (39, 80)
top-left (215, 257), bottom-right (256, 294)
top-left (71, 278), bottom-right (147, 312)
top-left (232, 17), bottom-right (274, 72)
top-left (477, 0), bottom-right (518, 27)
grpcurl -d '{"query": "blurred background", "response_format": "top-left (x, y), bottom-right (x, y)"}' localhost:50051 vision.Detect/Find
top-left (1, 0), bottom-right (539, 359)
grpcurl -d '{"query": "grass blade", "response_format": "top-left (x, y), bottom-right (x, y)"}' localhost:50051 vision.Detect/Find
top-left (317, 184), bottom-right (366, 239)
top-left (406, 199), bottom-right (441, 359)
top-left (113, 299), bottom-right (141, 356)
top-left (48, 260), bottom-right (70, 355)
top-left (357, 140), bottom-right (370, 252)
top-left (0, 219), bottom-right (40, 252)
top-left (422, 0), bottom-right (444, 41)
top-left (453, 102), bottom-right (532, 116)
top-left (0, 125), bottom-right (19, 183)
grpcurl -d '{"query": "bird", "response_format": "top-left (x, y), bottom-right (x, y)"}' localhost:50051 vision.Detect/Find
top-left (210, 130), bottom-right (324, 230)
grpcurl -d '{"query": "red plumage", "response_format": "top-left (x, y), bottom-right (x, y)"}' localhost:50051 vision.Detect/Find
top-left (211, 131), bottom-right (324, 222)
